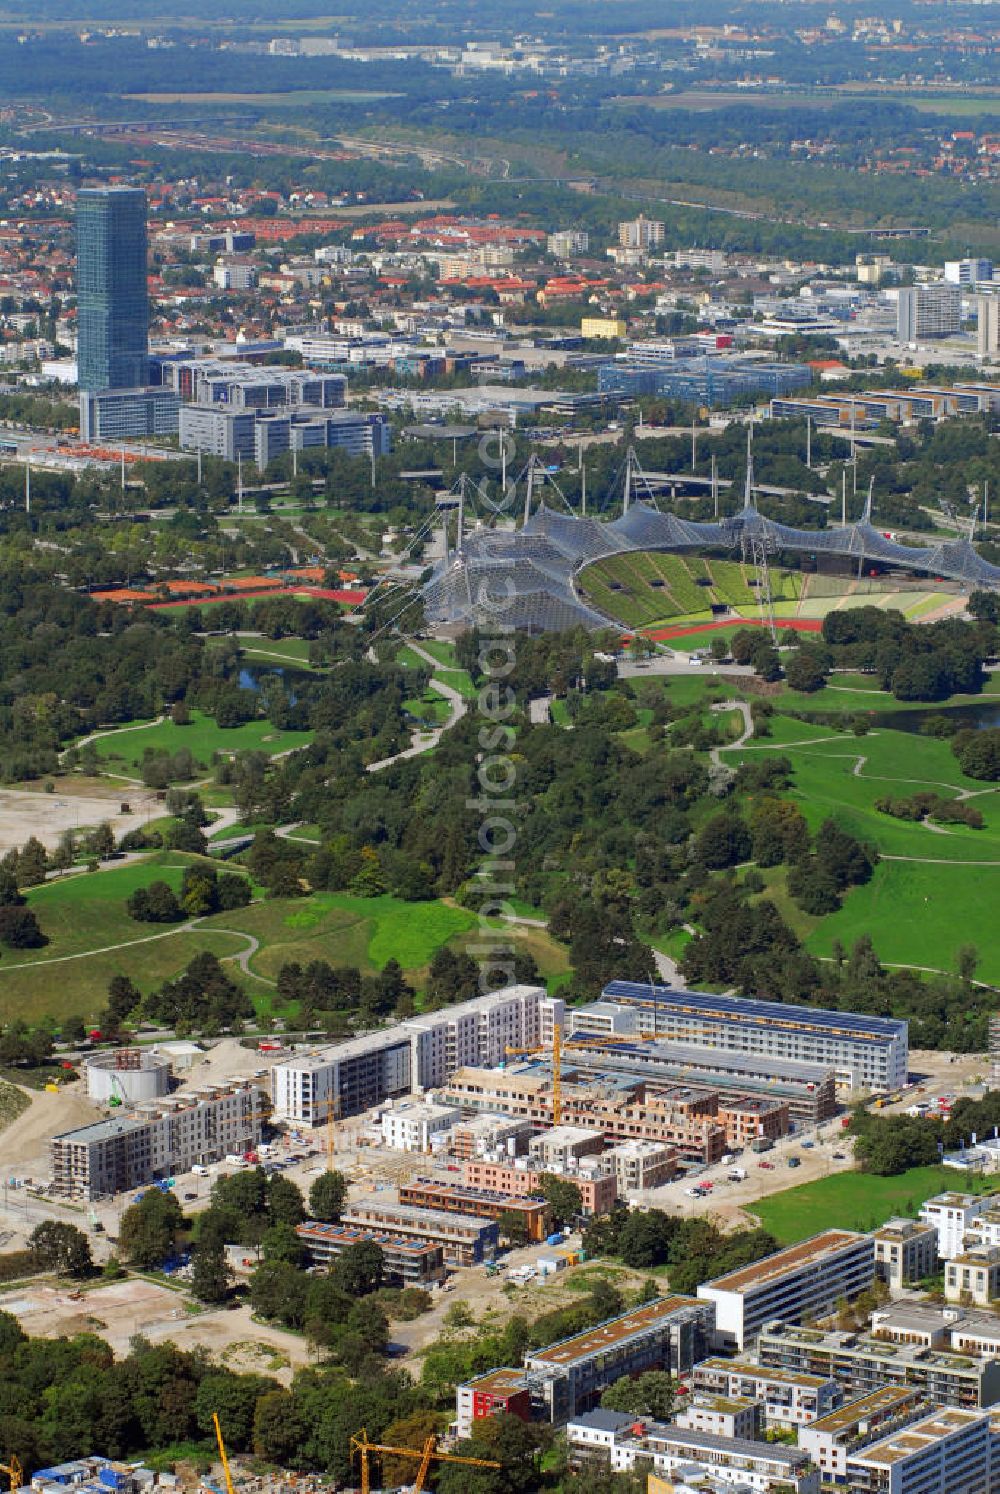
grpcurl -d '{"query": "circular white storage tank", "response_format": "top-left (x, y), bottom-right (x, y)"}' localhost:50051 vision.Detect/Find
top-left (85, 1049), bottom-right (172, 1103)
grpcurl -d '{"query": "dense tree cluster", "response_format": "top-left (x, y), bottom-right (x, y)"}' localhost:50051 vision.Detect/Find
top-left (582, 1208), bottom-right (778, 1295)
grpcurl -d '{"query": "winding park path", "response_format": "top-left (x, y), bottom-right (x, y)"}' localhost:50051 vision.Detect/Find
top-left (367, 643), bottom-right (469, 773)
top-left (59, 715), bottom-right (167, 775)
top-left (711, 699), bottom-right (753, 767)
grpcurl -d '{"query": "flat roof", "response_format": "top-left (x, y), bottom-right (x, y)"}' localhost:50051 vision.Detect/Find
top-left (696, 1357), bottom-right (832, 1389)
top-left (645, 1425), bottom-right (807, 1466)
top-left (808, 1387), bottom-right (920, 1434)
top-left (53, 1114), bottom-right (144, 1145)
top-left (701, 1231), bottom-right (868, 1295)
top-left (603, 981), bottom-right (907, 1042)
top-left (402, 1179), bottom-right (548, 1211)
top-left (296, 1222), bottom-right (441, 1259)
top-left (344, 1199), bottom-right (496, 1237)
top-left (857, 1409), bottom-right (985, 1467)
top-left (463, 1368), bottom-right (530, 1395)
top-left (528, 1294), bottom-right (700, 1367)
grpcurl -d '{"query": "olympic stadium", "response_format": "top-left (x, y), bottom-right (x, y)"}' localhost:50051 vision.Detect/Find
top-left (421, 467), bottom-right (1000, 634)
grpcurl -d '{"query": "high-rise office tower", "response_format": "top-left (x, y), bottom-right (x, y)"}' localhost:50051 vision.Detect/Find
top-left (76, 186), bottom-right (149, 393)
top-left (896, 283), bottom-right (961, 343)
top-left (977, 294), bottom-right (1000, 359)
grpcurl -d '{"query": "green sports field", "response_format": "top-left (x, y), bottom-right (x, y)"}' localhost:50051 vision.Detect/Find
top-left (754, 1165), bottom-right (996, 1243)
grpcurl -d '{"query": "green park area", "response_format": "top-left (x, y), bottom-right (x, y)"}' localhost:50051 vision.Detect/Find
top-left (725, 713), bottom-right (1000, 980)
top-left (0, 859), bottom-right (570, 1024)
top-left (81, 709), bottom-right (313, 774)
top-left (753, 1165), bottom-right (996, 1243)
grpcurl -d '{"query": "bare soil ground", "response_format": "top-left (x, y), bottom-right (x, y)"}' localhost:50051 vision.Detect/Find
top-left (0, 785), bottom-right (161, 855)
top-left (0, 1278), bottom-right (307, 1380)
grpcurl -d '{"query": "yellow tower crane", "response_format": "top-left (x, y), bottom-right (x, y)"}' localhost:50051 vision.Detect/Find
top-left (503, 1022), bottom-right (664, 1126)
top-left (349, 1429), bottom-right (500, 1494)
top-left (0, 1456), bottom-right (22, 1494)
top-left (212, 1413), bottom-right (236, 1494)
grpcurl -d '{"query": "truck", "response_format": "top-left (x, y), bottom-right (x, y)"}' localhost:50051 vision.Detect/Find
top-left (750, 1137), bottom-right (774, 1154)
top-left (728, 1168), bottom-right (747, 1182)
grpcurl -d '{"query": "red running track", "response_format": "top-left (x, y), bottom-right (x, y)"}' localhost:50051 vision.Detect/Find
top-left (145, 586), bottom-right (367, 609)
top-left (638, 617), bottom-right (823, 643)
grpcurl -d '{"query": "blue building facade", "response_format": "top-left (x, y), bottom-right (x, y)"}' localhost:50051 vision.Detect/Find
top-left (76, 187), bottom-right (149, 392)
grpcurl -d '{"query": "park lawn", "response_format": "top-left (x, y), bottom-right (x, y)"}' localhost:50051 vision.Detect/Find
top-left (208, 820), bottom-right (271, 842)
top-left (550, 698), bottom-right (572, 726)
top-left (729, 725), bottom-right (1000, 860)
top-left (415, 640), bottom-right (458, 668)
top-left (404, 693), bottom-right (451, 724)
top-left (397, 645), bottom-right (430, 670)
top-left (0, 925), bottom-right (251, 1024)
top-left (433, 668), bottom-right (477, 699)
top-left (807, 859), bottom-right (1000, 983)
top-left (84, 710), bottom-right (313, 768)
top-left (199, 893), bottom-right (480, 984)
top-left (19, 856), bottom-right (192, 960)
top-left (754, 1166), bottom-right (995, 1243)
top-left (239, 638), bottom-right (320, 668)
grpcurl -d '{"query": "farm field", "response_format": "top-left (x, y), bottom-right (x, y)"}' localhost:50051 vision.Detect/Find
top-left (81, 709), bottom-right (313, 770)
top-left (753, 1166), bottom-right (993, 1242)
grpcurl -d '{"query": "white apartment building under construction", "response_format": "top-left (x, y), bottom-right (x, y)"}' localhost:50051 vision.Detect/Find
top-left (50, 1081), bottom-right (265, 1199)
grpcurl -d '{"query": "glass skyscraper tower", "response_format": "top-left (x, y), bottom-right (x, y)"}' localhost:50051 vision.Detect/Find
top-left (76, 187), bottom-right (149, 392)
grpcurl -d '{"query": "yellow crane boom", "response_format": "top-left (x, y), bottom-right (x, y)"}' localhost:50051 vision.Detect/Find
top-left (0, 1456), bottom-right (22, 1494)
top-left (349, 1428), bottom-right (500, 1494)
top-left (212, 1413), bottom-right (236, 1494)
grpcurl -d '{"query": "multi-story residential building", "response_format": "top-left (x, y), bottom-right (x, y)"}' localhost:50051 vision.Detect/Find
top-left (873, 1218), bottom-right (939, 1290)
top-left (599, 1140), bottom-right (677, 1191)
top-left (845, 1406), bottom-right (991, 1494)
top-left (547, 230), bottom-right (589, 259)
top-left (79, 386), bottom-right (180, 441)
top-left (448, 1114), bottom-right (532, 1160)
top-left (460, 1159), bottom-right (618, 1217)
top-left (897, 283), bottom-right (962, 342)
top-left (524, 1295), bottom-right (714, 1422)
top-left (405, 986), bottom-right (561, 1089)
top-left (456, 1370), bottom-right (533, 1438)
top-left (581, 317), bottom-right (627, 339)
top-left (945, 1247), bottom-right (1000, 1306)
top-left (618, 215), bottom-right (665, 250)
top-left (562, 1025), bottom-right (833, 1125)
top-left (439, 1067), bottom-right (727, 1166)
top-left (919, 1194), bottom-right (991, 1260)
top-left (340, 1198), bottom-right (498, 1266)
top-left (698, 1232), bottom-right (876, 1351)
top-left (296, 1221), bottom-right (445, 1286)
top-left (690, 1358), bottom-right (842, 1428)
top-left (76, 186), bottom-right (149, 393)
top-left (528, 1126), bottom-right (605, 1170)
top-left (380, 1101), bottom-right (461, 1152)
top-left (675, 247), bottom-right (728, 273)
top-left (398, 1178), bottom-right (551, 1242)
top-left (675, 1395), bottom-right (761, 1441)
top-left (797, 1388), bottom-right (930, 1486)
top-left (600, 982), bottom-right (908, 1093)
top-left (50, 1082), bottom-right (265, 1199)
top-left (213, 260), bottom-right (257, 291)
top-left (270, 986), bottom-right (559, 1124)
top-left (758, 1322), bottom-right (1000, 1409)
top-left (569, 1417), bottom-right (820, 1494)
